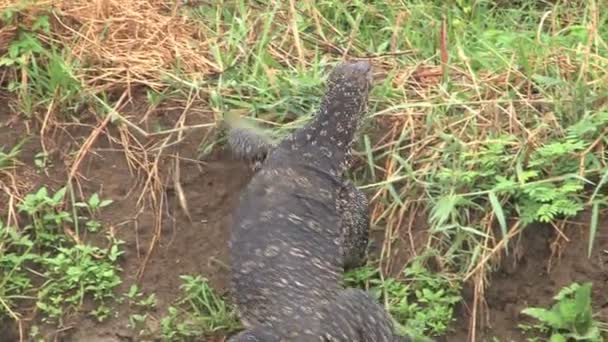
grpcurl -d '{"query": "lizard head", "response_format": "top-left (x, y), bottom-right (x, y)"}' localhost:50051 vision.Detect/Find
top-left (325, 60), bottom-right (373, 109)
top-left (317, 60), bottom-right (374, 149)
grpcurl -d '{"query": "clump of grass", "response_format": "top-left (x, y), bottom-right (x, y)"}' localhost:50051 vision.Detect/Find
top-left (159, 275), bottom-right (240, 341)
top-left (0, 5), bottom-right (83, 118)
top-left (0, 140), bottom-right (26, 171)
top-left (2, 0), bottom-right (219, 92)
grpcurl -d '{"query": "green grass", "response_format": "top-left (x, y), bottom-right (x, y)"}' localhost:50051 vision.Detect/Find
top-left (1, 0), bottom-right (608, 340)
top-left (0, 9), bottom-right (83, 118)
top-left (159, 275), bottom-right (240, 341)
top-left (0, 140), bottom-right (26, 171)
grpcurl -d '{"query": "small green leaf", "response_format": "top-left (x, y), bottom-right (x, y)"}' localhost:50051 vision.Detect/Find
top-left (488, 191), bottom-right (509, 252)
top-left (557, 299), bottom-right (578, 325)
top-left (573, 282), bottom-right (592, 314)
top-left (32, 15), bottom-right (51, 33)
top-left (532, 74), bottom-right (563, 87)
top-left (36, 187), bottom-right (48, 199)
top-left (554, 282), bottom-right (580, 300)
top-left (0, 57), bottom-right (16, 66)
top-left (99, 199), bottom-right (114, 208)
top-left (88, 193), bottom-right (100, 208)
top-left (52, 187), bottom-right (67, 203)
top-left (109, 245), bottom-right (120, 262)
top-left (430, 193), bottom-right (459, 228)
top-left (521, 308), bottom-right (564, 329)
top-left (128, 284), bottom-right (139, 298)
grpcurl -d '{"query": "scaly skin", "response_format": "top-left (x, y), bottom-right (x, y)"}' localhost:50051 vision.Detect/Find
top-left (229, 133), bottom-right (370, 271)
top-left (227, 126), bottom-right (274, 171)
top-left (228, 289), bottom-right (412, 342)
top-left (338, 180), bottom-right (370, 271)
top-left (228, 125), bottom-right (371, 270)
top-left (227, 61), bottom-right (409, 340)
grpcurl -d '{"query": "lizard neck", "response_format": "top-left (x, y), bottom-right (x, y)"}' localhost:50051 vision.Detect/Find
top-left (280, 90), bottom-right (367, 175)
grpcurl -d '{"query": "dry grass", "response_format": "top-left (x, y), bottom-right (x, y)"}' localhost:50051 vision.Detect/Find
top-left (1, 0), bottom-right (219, 91)
top-left (0, 0), bottom-right (224, 279)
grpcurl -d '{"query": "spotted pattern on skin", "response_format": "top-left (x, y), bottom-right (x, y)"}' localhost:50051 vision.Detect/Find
top-left (263, 245), bottom-right (281, 258)
top-left (338, 180), bottom-right (371, 270)
top-left (228, 289), bottom-right (413, 341)
top-left (228, 62), bottom-right (409, 340)
top-left (227, 61), bottom-right (372, 177)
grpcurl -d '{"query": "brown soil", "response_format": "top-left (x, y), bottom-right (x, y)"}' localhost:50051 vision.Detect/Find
top-left (444, 217), bottom-right (608, 342)
top-left (0, 93), bottom-right (252, 342)
top-left (1, 94), bottom-right (607, 342)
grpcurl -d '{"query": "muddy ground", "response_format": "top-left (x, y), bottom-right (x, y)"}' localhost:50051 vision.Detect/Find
top-left (1, 94), bottom-right (607, 342)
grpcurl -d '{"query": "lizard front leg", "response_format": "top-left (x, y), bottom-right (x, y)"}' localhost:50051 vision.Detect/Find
top-left (338, 180), bottom-right (370, 271)
top-left (226, 125), bottom-right (276, 172)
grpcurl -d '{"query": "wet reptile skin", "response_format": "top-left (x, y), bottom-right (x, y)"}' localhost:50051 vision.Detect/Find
top-left (227, 61), bottom-right (409, 341)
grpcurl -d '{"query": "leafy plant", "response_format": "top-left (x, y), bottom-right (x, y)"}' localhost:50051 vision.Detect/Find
top-left (521, 282), bottom-right (604, 341)
top-left (33, 151), bottom-right (50, 171)
top-left (37, 242), bottom-right (123, 321)
top-left (17, 186), bottom-right (71, 244)
top-left (426, 107), bottom-right (608, 273)
top-left (1, 186), bottom-right (122, 324)
top-left (0, 220), bottom-right (37, 317)
top-left (74, 193), bottom-right (114, 233)
top-left (125, 284), bottom-right (158, 311)
top-left (123, 284), bottom-right (158, 337)
top-left (345, 261), bottom-right (462, 338)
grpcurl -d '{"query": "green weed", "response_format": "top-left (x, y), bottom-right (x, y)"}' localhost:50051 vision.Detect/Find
top-left (520, 282), bottom-right (606, 342)
top-left (37, 242), bottom-right (123, 322)
top-left (426, 108), bottom-right (608, 272)
top-left (33, 151), bottom-right (50, 172)
top-left (125, 284), bottom-right (158, 311)
top-left (0, 139), bottom-right (26, 171)
top-left (345, 260), bottom-right (462, 338)
top-left (124, 284), bottom-right (158, 336)
top-left (0, 185), bottom-right (122, 325)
